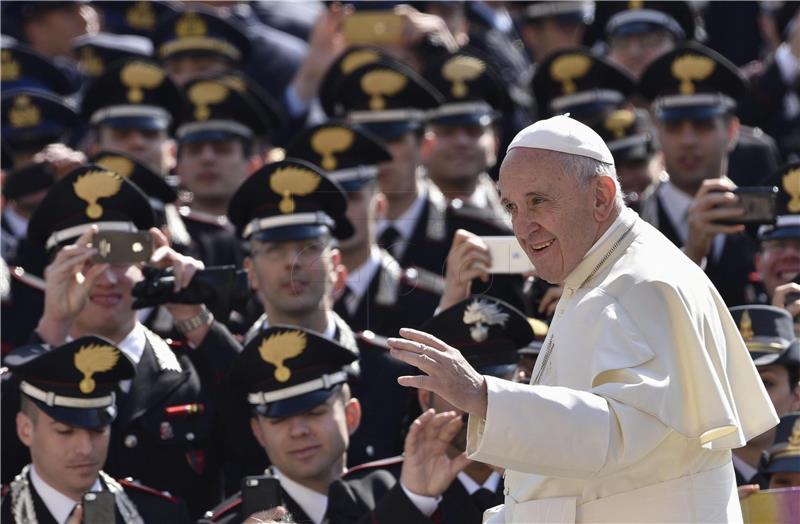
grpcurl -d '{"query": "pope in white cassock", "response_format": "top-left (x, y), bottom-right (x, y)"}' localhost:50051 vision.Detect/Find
top-left (388, 115), bottom-right (779, 523)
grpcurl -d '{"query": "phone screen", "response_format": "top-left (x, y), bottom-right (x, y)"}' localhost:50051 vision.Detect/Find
top-left (241, 475), bottom-right (282, 519)
top-left (82, 491), bottom-right (116, 524)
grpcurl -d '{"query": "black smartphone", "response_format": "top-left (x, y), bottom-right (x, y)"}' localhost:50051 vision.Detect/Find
top-left (92, 231), bottom-right (153, 264)
top-left (715, 186), bottom-right (778, 225)
top-left (241, 475), bottom-right (282, 520)
top-left (82, 491), bottom-right (116, 524)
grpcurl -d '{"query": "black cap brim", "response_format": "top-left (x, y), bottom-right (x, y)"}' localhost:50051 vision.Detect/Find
top-left (359, 121), bottom-right (421, 141)
top-left (429, 113), bottom-right (496, 127)
top-left (252, 387), bottom-right (337, 419)
top-left (102, 116), bottom-right (169, 131)
top-left (179, 129), bottom-right (247, 144)
top-left (250, 224), bottom-right (330, 243)
top-left (32, 399), bottom-right (116, 430)
top-left (655, 104), bottom-right (729, 121)
top-left (765, 456), bottom-right (800, 475)
top-left (760, 226), bottom-right (800, 241)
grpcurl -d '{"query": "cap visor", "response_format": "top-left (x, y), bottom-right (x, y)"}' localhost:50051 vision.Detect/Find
top-left (429, 113), bottom-right (495, 127)
top-left (250, 224), bottom-right (330, 243)
top-left (253, 387), bottom-right (337, 419)
top-left (765, 456), bottom-right (800, 475)
top-left (103, 116), bottom-right (169, 131)
top-left (32, 399), bottom-right (116, 430)
top-left (655, 105), bottom-right (728, 121)
top-left (760, 226), bottom-right (800, 241)
top-left (179, 129), bottom-right (244, 144)
top-left (359, 121), bottom-right (420, 141)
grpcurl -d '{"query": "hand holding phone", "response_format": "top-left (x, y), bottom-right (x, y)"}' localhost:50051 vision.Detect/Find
top-left (241, 475), bottom-right (282, 520)
top-left (82, 491), bottom-right (115, 524)
top-left (92, 231), bottom-right (153, 264)
top-left (479, 236), bottom-right (534, 274)
top-left (714, 186), bottom-right (778, 226)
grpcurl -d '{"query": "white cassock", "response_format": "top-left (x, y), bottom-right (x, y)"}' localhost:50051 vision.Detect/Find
top-left (467, 207), bottom-right (779, 523)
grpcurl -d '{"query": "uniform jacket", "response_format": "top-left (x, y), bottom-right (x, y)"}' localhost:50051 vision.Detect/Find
top-left (466, 208), bottom-right (778, 523)
top-left (179, 208), bottom-right (245, 269)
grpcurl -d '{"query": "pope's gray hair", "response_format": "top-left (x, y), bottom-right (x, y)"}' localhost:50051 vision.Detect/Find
top-left (555, 152), bottom-right (624, 208)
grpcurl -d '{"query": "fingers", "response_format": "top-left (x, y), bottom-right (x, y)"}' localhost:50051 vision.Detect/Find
top-left (537, 286), bottom-right (562, 315)
top-left (76, 224), bottom-right (98, 248)
top-left (450, 451), bottom-right (471, 476)
top-left (149, 226), bottom-right (169, 250)
top-left (66, 504), bottom-right (83, 524)
top-left (397, 327), bottom-right (450, 352)
top-left (82, 262), bottom-right (111, 288)
top-left (404, 409), bottom-right (435, 454)
top-left (397, 374), bottom-right (436, 392)
top-left (391, 348), bottom-right (439, 376)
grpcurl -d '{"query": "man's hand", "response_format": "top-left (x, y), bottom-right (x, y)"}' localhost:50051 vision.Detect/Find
top-left (400, 409), bottom-right (470, 497)
top-left (243, 506), bottom-right (290, 523)
top-left (32, 144), bottom-right (86, 178)
top-left (439, 230), bottom-right (491, 311)
top-left (537, 285), bottom-right (563, 317)
top-left (394, 4), bottom-right (459, 52)
top-left (389, 328), bottom-right (488, 418)
top-left (684, 178), bottom-right (745, 265)
top-left (737, 484), bottom-right (760, 500)
top-left (37, 226), bottom-right (109, 345)
top-left (66, 504), bottom-right (83, 524)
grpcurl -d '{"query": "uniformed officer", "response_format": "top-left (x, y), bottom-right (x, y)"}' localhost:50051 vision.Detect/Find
top-left (759, 412), bottom-right (800, 489)
top-left (514, 1), bottom-right (595, 65)
top-left (0, 40), bottom-right (77, 96)
top-left (72, 33), bottom-right (154, 80)
top-left (637, 41), bottom-right (759, 307)
top-left (422, 50), bottom-right (512, 223)
top-left (728, 305), bottom-right (800, 488)
top-left (0, 335), bottom-right (191, 523)
top-left (6, 164), bottom-right (239, 518)
top-left (93, 0), bottom-right (176, 37)
top-left (285, 121), bottom-right (440, 338)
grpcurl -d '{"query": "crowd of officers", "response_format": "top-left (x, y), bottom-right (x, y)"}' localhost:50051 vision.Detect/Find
top-left (0, 1), bottom-right (799, 522)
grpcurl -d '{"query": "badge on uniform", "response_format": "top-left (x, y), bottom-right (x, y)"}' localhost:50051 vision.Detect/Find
top-left (186, 450), bottom-right (206, 475)
top-left (159, 421), bottom-right (174, 440)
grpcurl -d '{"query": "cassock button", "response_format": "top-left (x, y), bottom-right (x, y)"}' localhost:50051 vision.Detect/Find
top-left (366, 445), bottom-right (375, 457)
top-left (124, 435), bottom-right (138, 448)
top-left (186, 432), bottom-right (195, 441)
top-left (504, 488), bottom-right (510, 496)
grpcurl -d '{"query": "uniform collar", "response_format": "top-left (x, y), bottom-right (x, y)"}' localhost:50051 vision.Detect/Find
top-left (271, 467), bottom-right (329, 524)
top-left (377, 181), bottom-right (428, 244)
top-left (345, 245), bottom-right (382, 302)
top-left (456, 470), bottom-right (502, 495)
top-left (658, 180), bottom-right (694, 243)
top-left (3, 207), bottom-right (29, 238)
top-left (30, 464), bottom-right (102, 524)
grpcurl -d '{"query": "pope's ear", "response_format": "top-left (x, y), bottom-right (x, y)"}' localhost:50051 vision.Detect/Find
top-left (592, 175), bottom-right (617, 221)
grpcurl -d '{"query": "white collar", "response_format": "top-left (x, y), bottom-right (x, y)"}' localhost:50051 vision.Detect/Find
top-left (658, 181), bottom-right (695, 243)
top-left (456, 470), bottom-right (502, 495)
top-left (583, 207), bottom-right (630, 260)
top-left (377, 183), bottom-right (428, 244)
top-left (30, 464), bottom-right (101, 524)
top-left (3, 207), bottom-right (29, 238)
top-left (345, 246), bottom-right (382, 302)
top-left (732, 454), bottom-right (758, 483)
top-left (271, 467), bottom-right (328, 524)
top-left (115, 323), bottom-right (147, 393)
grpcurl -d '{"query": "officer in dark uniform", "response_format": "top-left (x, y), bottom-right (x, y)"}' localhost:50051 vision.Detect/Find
top-left (4, 164), bottom-right (240, 518)
top-left (422, 49), bottom-right (513, 223)
top-left (637, 42), bottom-right (758, 307)
top-left (1, 335), bottom-right (191, 523)
top-left (72, 33), bottom-right (154, 80)
top-left (0, 39), bottom-right (77, 97)
top-left (286, 121), bottom-right (441, 338)
top-left (93, 0), bottom-right (176, 37)
top-left (728, 305), bottom-right (800, 488)
top-left (324, 51), bottom-right (526, 312)
top-left (758, 412), bottom-right (800, 489)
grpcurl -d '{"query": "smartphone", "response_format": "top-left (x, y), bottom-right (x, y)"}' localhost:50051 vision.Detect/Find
top-left (343, 12), bottom-right (406, 45)
top-left (92, 231), bottom-right (153, 264)
top-left (241, 475), bottom-right (282, 520)
top-left (715, 186), bottom-right (778, 225)
top-left (480, 236), bottom-right (534, 274)
top-left (82, 491), bottom-right (116, 524)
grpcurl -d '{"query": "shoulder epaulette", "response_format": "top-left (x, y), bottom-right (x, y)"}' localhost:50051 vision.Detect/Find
top-left (343, 455), bottom-right (404, 478)
top-left (402, 266), bottom-right (445, 295)
top-left (179, 206), bottom-right (234, 232)
top-left (356, 330), bottom-right (390, 351)
top-left (10, 266), bottom-right (45, 292)
top-left (202, 495), bottom-right (242, 521)
top-left (118, 478), bottom-right (179, 503)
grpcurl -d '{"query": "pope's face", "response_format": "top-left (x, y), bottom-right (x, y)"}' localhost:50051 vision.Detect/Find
top-left (498, 148), bottom-right (603, 284)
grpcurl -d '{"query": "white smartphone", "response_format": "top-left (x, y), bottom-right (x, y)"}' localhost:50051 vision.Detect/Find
top-left (480, 236), bottom-right (534, 274)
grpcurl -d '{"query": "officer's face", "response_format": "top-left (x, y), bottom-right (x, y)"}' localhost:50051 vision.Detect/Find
top-left (521, 18), bottom-right (585, 63)
top-left (498, 148), bottom-right (616, 284)
top-left (73, 261), bottom-right (140, 343)
top-left (25, 4), bottom-right (98, 59)
top-left (617, 157), bottom-right (658, 200)
top-left (17, 406), bottom-right (109, 501)
top-left (250, 394), bottom-right (360, 490)
top-left (339, 183), bottom-right (384, 255)
top-left (165, 55), bottom-right (229, 87)
top-left (97, 126), bottom-right (172, 175)
top-left (424, 124), bottom-right (497, 184)
top-left (756, 239), bottom-right (800, 299)
top-left (759, 365), bottom-right (800, 417)
top-left (246, 238), bottom-right (339, 319)
top-left (177, 138), bottom-right (250, 206)
top-left (656, 116), bottom-right (737, 195)
top-left (769, 471), bottom-right (800, 489)
top-left (608, 30), bottom-right (675, 79)
top-left (377, 132), bottom-right (422, 205)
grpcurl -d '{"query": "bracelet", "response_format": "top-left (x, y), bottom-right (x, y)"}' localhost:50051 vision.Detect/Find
top-left (174, 307), bottom-right (213, 335)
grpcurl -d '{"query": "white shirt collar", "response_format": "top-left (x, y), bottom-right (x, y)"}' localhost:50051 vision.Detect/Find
top-left (3, 207), bottom-right (29, 238)
top-left (116, 323), bottom-right (147, 393)
top-left (345, 246), bottom-right (382, 312)
top-left (376, 182), bottom-right (428, 251)
top-left (658, 181), bottom-right (694, 243)
top-left (271, 467), bottom-right (328, 524)
top-left (30, 464), bottom-right (101, 524)
top-left (456, 470), bottom-right (502, 495)
top-left (732, 454), bottom-right (758, 483)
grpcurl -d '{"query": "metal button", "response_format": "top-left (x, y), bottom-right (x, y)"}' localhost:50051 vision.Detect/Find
top-left (186, 432), bottom-right (195, 441)
top-left (366, 445), bottom-right (375, 457)
top-left (124, 435), bottom-right (138, 448)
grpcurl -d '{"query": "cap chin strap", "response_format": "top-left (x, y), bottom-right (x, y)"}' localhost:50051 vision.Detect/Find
top-left (20, 381), bottom-right (115, 409)
top-left (247, 370), bottom-right (348, 405)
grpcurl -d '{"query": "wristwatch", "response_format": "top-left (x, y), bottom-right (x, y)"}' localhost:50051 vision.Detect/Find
top-left (174, 307), bottom-right (213, 335)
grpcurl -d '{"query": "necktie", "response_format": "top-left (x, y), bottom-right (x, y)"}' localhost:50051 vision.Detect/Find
top-left (378, 225), bottom-right (402, 257)
top-left (471, 487), bottom-right (497, 512)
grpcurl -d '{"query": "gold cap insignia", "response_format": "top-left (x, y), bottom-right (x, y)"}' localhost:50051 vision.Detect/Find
top-left (120, 61), bottom-right (165, 103)
top-left (783, 168), bottom-right (800, 213)
top-left (739, 310), bottom-right (754, 342)
top-left (218, 75), bottom-right (247, 93)
top-left (671, 54), bottom-right (715, 95)
top-left (188, 81), bottom-right (228, 121)
top-left (126, 1), bottom-right (156, 31)
top-left (604, 109), bottom-right (636, 140)
top-left (176, 12), bottom-right (207, 38)
top-left (269, 166), bottom-right (321, 214)
top-left (9, 95), bottom-right (41, 128)
top-left (94, 155), bottom-right (135, 178)
top-left (788, 418), bottom-right (800, 449)
top-left (550, 54), bottom-right (592, 95)
top-left (311, 127), bottom-right (354, 171)
top-left (442, 55), bottom-right (485, 98)
top-left (361, 69), bottom-right (406, 111)
top-left (341, 50), bottom-right (380, 75)
top-left (628, 0), bottom-right (644, 9)
top-left (258, 330), bottom-right (307, 382)
top-left (79, 46), bottom-right (104, 77)
top-left (1, 49), bottom-right (20, 81)
top-left (73, 170), bottom-right (123, 219)
top-left (463, 299), bottom-right (510, 343)
top-left (74, 344), bottom-right (120, 394)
